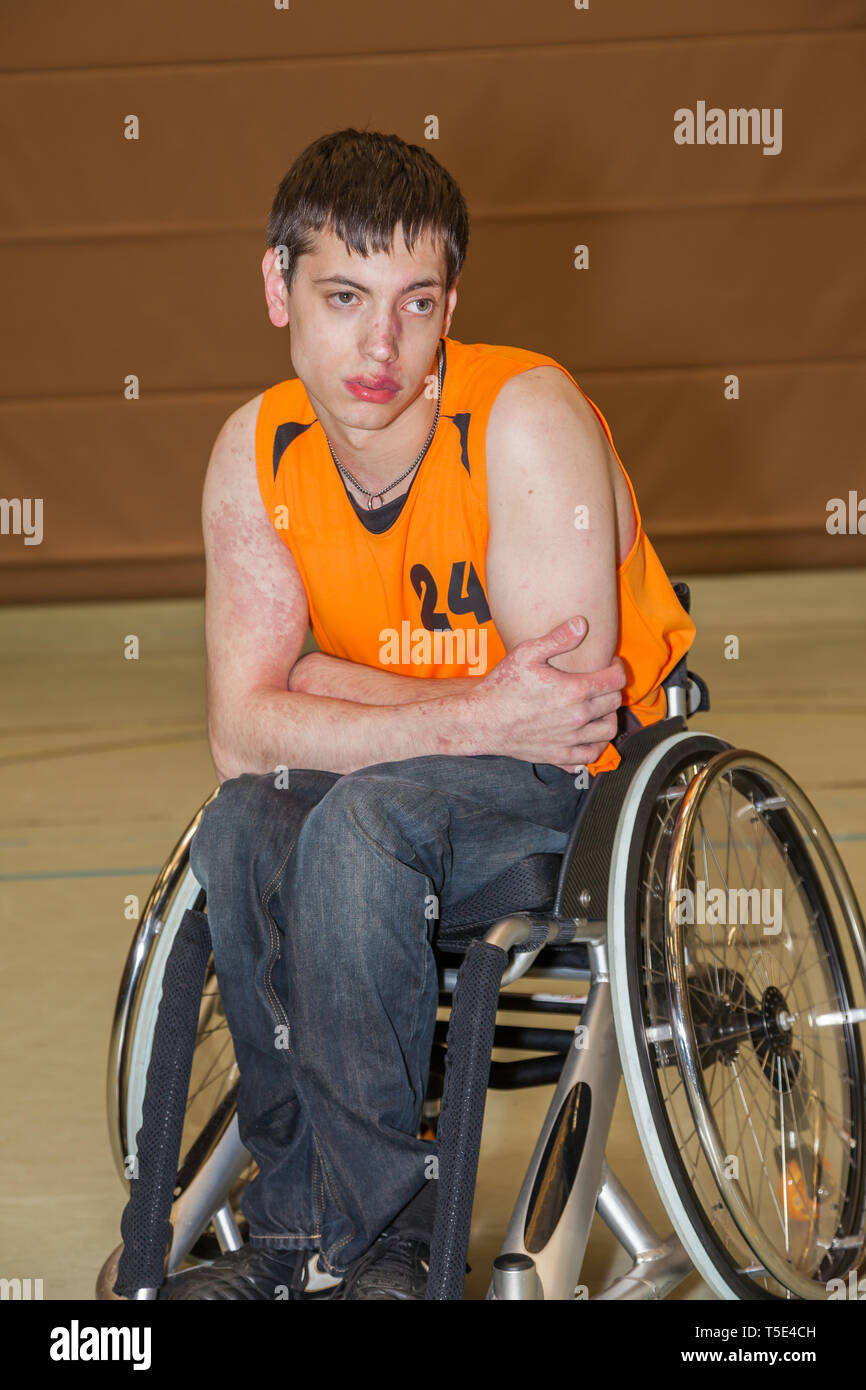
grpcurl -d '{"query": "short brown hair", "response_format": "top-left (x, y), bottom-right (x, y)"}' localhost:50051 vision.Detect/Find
top-left (266, 128), bottom-right (470, 295)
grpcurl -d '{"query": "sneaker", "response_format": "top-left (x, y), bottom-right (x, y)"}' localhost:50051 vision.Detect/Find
top-left (335, 1229), bottom-right (430, 1301)
top-left (157, 1243), bottom-right (338, 1300)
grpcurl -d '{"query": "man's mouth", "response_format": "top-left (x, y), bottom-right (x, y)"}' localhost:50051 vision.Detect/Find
top-left (345, 376), bottom-right (400, 402)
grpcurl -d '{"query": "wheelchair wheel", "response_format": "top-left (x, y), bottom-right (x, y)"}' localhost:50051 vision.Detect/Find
top-left (106, 792), bottom-right (255, 1249)
top-left (610, 734), bottom-right (866, 1300)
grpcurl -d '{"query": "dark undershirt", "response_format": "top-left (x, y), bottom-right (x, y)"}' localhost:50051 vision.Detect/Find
top-left (342, 484), bottom-right (409, 534)
top-left (338, 452), bottom-right (432, 532)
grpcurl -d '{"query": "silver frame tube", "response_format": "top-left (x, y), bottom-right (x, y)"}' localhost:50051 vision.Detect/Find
top-left (489, 940), bottom-right (624, 1299)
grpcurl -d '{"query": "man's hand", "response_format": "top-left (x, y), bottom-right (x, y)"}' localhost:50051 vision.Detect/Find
top-left (467, 615), bottom-right (626, 772)
top-left (288, 628), bottom-right (626, 771)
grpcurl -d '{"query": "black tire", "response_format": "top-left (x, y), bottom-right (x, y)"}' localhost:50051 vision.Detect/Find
top-left (610, 734), bottom-right (866, 1300)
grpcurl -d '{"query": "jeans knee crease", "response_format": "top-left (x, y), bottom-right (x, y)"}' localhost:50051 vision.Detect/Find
top-left (259, 838), bottom-right (299, 1046)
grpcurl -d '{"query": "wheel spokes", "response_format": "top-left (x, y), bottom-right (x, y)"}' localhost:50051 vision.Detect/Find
top-left (638, 750), bottom-right (866, 1298)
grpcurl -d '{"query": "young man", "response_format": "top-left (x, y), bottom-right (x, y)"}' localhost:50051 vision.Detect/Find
top-left (159, 129), bottom-right (695, 1300)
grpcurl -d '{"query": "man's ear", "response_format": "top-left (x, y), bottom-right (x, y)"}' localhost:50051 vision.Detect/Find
top-left (442, 278), bottom-right (458, 336)
top-left (262, 248), bottom-right (290, 329)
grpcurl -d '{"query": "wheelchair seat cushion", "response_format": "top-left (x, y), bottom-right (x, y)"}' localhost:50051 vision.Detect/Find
top-left (436, 852), bottom-right (563, 946)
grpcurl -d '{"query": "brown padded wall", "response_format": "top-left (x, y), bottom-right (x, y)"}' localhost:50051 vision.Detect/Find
top-left (1, 2), bottom-right (865, 601)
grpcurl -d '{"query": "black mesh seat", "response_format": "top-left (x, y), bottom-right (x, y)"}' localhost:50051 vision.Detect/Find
top-left (434, 851), bottom-right (591, 977)
top-left (432, 704), bottom-right (644, 969)
top-left (436, 851), bottom-right (564, 944)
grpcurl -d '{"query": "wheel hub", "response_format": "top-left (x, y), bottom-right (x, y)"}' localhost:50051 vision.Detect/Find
top-left (753, 984), bottom-right (802, 1091)
top-left (687, 967), bottom-right (759, 1067)
top-left (685, 972), bottom-right (803, 1090)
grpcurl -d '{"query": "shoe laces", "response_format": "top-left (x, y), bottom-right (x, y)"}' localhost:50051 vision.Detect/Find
top-left (339, 1228), bottom-right (431, 1299)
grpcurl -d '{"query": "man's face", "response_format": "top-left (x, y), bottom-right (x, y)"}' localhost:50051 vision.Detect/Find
top-left (262, 222), bottom-right (457, 434)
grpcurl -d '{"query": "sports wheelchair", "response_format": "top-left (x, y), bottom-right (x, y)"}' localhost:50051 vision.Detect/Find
top-left (97, 583), bottom-right (866, 1301)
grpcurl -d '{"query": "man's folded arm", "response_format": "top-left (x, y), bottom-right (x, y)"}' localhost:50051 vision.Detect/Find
top-left (288, 650), bottom-right (485, 705)
top-left (203, 400), bottom-right (488, 781)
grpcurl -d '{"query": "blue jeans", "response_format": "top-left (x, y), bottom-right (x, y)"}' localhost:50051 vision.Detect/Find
top-left (189, 752), bottom-right (592, 1276)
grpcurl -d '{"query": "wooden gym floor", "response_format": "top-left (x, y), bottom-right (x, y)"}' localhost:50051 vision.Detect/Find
top-left (1, 567), bottom-right (864, 1300)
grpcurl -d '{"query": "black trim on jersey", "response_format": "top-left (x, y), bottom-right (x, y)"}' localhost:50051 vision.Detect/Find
top-left (449, 412), bottom-right (471, 475)
top-left (273, 420), bottom-right (315, 479)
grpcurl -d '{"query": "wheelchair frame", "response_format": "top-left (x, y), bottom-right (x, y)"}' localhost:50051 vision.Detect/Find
top-left (443, 919), bottom-right (693, 1300)
top-left (99, 816), bottom-right (698, 1302)
top-left (97, 587), bottom-right (866, 1302)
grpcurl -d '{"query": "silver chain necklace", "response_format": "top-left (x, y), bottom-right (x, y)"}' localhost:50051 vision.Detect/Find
top-left (325, 341), bottom-right (444, 510)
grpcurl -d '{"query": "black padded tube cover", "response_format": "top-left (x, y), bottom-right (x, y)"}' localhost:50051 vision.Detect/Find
top-left (113, 907), bottom-right (213, 1297)
top-left (425, 937), bottom-right (508, 1300)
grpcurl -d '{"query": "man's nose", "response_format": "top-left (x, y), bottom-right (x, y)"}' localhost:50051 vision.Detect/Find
top-left (361, 338), bottom-right (398, 365)
top-left (360, 312), bottom-right (400, 361)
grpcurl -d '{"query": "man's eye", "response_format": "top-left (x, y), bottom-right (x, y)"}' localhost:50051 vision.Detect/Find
top-left (329, 292), bottom-right (434, 311)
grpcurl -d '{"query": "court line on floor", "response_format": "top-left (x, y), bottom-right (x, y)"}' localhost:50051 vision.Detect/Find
top-left (3, 833), bottom-right (865, 882)
top-left (0, 867), bottom-right (162, 881)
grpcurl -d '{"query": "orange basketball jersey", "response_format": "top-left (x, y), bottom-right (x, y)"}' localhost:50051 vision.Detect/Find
top-left (255, 335), bottom-right (695, 775)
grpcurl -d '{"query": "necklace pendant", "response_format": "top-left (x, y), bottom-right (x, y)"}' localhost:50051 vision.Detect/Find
top-left (368, 493), bottom-right (384, 511)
